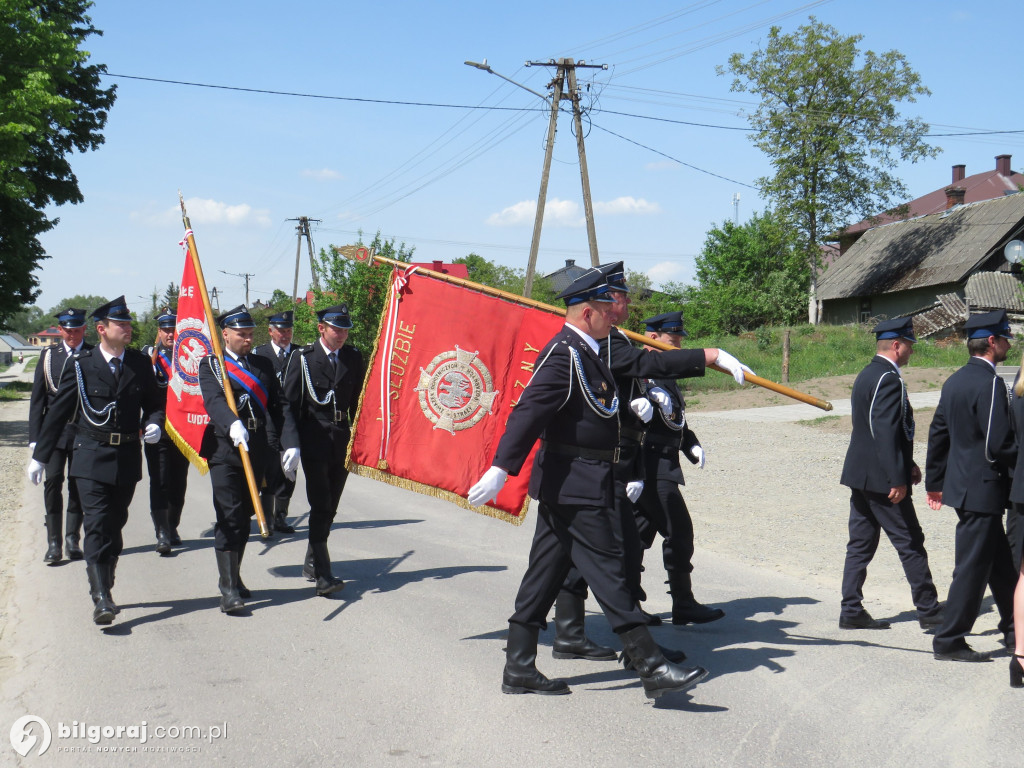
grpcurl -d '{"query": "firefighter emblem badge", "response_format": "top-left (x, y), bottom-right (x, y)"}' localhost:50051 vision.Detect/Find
top-left (415, 346), bottom-right (498, 435)
top-left (170, 318), bottom-right (213, 401)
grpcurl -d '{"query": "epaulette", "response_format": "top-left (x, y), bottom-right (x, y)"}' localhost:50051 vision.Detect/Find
top-left (73, 348), bottom-right (92, 360)
top-left (298, 344), bottom-right (316, 356)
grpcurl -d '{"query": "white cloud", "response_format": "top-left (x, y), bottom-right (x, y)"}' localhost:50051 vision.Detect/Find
top-left (486, 198), bottom-right (583, 227)
top-left (593, 196), bottom-right (661, 216)
top-left (644, 160), bottom-right (676, 171)
top-left (134, 198), bottom-right (271, 228)
top-left (302, 168), bottom-right (342, 180)
top-left (646, 260), bottom-right (693, 287)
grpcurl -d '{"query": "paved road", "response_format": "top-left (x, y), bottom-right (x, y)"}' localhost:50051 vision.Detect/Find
top-left (1, 395), bottom-right (1019, 767)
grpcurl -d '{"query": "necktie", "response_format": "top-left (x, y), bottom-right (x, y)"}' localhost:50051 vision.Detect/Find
top-left (328, 351), bottom-right (337, 370)
top-left (110, 357), bottom-right (122, 385)
top-left (278, 347), bottom-right (286, 362)
top-left (238, 355), bottom-right (249, 372)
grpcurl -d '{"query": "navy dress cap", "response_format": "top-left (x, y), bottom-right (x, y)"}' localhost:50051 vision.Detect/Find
top-left (556, 268), bottom-right (617, 306)
top-left (873, 316), bottom-right (917, 342)
top-left (91, 296), bottom-right (132, 323)
top-left (964, 309), bottom-right (1014, 339)
top-left (317, 304), bottom-right (353, 329)
top-left (598, 261), bottom-right (631, 293)
top-left (216, 306), bottom-right (256, 329)
top-left (156, 310), bottom-right (177, 329)
top-left (55, 307), bottom-right (87, 329)
top-left (268, 310), bottom-right (294, 328)
top-left (643, 311), bottom-right (688, 336)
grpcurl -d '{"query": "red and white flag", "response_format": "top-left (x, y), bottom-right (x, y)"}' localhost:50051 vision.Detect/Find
top-left (347, 267), bottom-right (565, 524)
top-left (164, 232), bottom-right (214, 473)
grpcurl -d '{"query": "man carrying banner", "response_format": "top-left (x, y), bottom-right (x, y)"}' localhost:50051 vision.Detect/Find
top-left (468, 269), bottom-right (711, 699)
top-left (27, 297), bottom-right (164, 625)
top-left (142, 309), bottom-right (191, 553)
top-left (199, 306), bottom-right (299, 613)
top-left (28, 307), bottom-right (91, 564)
top-left (253, 310), bottom-right (298, 535)
top-left (284, 304), bottom-right (363, 596)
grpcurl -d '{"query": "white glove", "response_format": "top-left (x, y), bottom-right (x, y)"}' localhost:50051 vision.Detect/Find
top-left (629, 397), bottom-right (653, 423)
top-left (228, 420), bottom-right (249, 451)
top-left (143, 423), bottom-right (161, 444)
top-left (281, 447), bottom-right (301, 481)
top-left (691, 445), bottom-right (706, 469)
top-left (647, 387), bottom-right (673, 417)
top-left (29, 442), bottom-right (36, 451)
top-left (715, 349), bottom-right (754, 385)
top-left (626, 480), bottom-right (644, 503)
top-left (27, 459), bottom-right (45, 485)
top-left (468, 466), bottom-right (508, 506)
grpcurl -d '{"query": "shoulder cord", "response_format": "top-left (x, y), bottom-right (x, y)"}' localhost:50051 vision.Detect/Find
top-left (869, 371), bottom-right (914, 442)
top-left (984, 375), bottom-right (1008, 464)
top-left (74, 359), bottom-right (116, 426)
top-left (568, 346), bottom-right (619, 418)
top-left (300, 353), bottom-right (336, 407)
top-left (43, 347), bottom-right (61, 394)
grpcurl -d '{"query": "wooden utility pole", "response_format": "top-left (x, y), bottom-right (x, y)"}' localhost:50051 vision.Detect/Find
top-left (522, 58), bottom-right (607, 297)
top-left (288, 216), bottom-right (322, 303)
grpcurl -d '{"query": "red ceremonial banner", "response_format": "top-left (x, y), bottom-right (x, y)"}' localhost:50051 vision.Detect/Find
top-left (164, 238), bottom-right (214, 473)
top-left (347, 267), bottom-right (565, 524)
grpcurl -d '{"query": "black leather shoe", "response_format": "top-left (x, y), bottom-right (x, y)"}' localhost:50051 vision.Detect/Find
top-left (839, 611), bottom-right (890, 630)
top-left (315, 576), bottom-right (345, 596)
top-left (934, 646), bottom-right (991, 662)
top-left (65, 534), bottom-right (84, 560)
top-left (169, 529), bottom-right (182, 546)
top-left (640, 608), bottom-right (662, 626)
top-left (619, 645), bottom-right (687, 671)
top-left (273, 512), bottom-right (295, 534)
top-left (918, 613), bottom-right (943, 630)
top-left (672, 602), bottom-right (726, 625)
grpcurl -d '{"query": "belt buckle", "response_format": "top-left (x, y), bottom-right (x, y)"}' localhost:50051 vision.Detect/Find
top-left (247, 418), bottom-right (258, 430)
top-left (612, 446), bottom-right (620, 463)
top-left (109, 432), bottom-right (121, 446)
top-left (334, 411), bottom-right (345, 423)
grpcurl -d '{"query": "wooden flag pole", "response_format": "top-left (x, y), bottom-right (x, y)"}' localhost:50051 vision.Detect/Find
top-left (333, 246), bottom-right (833, 412)
top-left (181, 193), bottom-right (271, 537)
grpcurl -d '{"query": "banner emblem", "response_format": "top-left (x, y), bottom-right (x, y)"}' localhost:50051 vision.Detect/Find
top-left (415, 346), bottom-right (498, 435)
top-left (171, 318), bottom-right (213, 400)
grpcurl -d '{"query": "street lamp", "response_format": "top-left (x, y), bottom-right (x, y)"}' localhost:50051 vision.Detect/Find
top-left (464, 60), bottom-right (551, 105)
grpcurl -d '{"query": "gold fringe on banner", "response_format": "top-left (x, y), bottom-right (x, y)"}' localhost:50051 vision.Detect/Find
top-left (165, 420), bottom-right (209, 475)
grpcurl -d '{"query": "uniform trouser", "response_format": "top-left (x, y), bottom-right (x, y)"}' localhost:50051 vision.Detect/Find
top-left (262, 450), bottom-right (296, 501)
top-left (1007, 504), bottom-right (1023, 572)
top-left (511, 501), bottom-right (646, 633)
top-left (43, 444), bottom-right (82, 525)
top-left (209, 460), bottom-right (264, 552)
top-left (145, 439), bottom-right (189, 517)
top-left (75, 477), bottom-right (135, 564)
top-left (841, 489), bottom-right (940, 619)
top-left (634, 478), bottom-right (695, 579)
top-left (301, 425), bottom-right (349, 543)
top-left (933, 508), bottom-right (1017, 653)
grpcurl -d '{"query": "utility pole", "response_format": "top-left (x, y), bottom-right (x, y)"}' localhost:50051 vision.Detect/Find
top-left (219, 270), bottom-right (254, 307)
top-left (287, 216), bottom-right (322, 304)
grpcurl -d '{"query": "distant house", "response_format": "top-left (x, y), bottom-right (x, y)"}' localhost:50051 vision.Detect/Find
top-left (27, 326), bottom-right (62, 346)
top-left (543, 259), bottom-right (591, 294)
top-left (0, 333), bottom-right (37, 366)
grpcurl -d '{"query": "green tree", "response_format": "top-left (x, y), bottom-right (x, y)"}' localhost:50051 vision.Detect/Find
top-left (719, 18), bottom-right (937, 323)
top-left (1, 2), bottom-right (116, 326)
top-left (453, 253), bottom-right (559, 307)
top-left (685, 211), bottom-right (808, 336)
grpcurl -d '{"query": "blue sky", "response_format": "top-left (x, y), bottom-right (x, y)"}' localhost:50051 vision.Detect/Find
top-left (34, 0), bottom-right (1024, 315)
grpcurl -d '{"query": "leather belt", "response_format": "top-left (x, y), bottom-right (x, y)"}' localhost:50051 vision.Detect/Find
top-left (644, 433), bottom-right (682, 449)
top-left (620, 427), bottom-right (645, 444)
top-left (76, 426), bottom-right (139, 445)
top-left (541, 440), bottom-right (619, 463)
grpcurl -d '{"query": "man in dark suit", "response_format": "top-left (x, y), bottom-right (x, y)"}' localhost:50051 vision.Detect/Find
top-left (283, 304), bottom-right (363, 596)
top-left (199, 306), bottom-right (299, 613)
top-left (253, 310), bottom-right (298, 534)
top-left (633, 312), bottom-right (725, 625)
top-left (27, 297), bottom-right (164, 625)
top-left (142, 310), bottom-right (191, 553)
top-left (839, 316), bottom-right (942, 631)
top-left (926, 310), bottom-right (1018, 661)
top-left (28, 307), bottom-right (91, 563)
top-left (468, 269), bottom-right (710, 700)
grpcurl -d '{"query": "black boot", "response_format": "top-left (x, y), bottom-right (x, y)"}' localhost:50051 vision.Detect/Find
top-left (552, 591), bottom-right (617, 660)
top-left (65, 511), bottom-right (84, 560)
top-left (87, 562), bottom-right (116, 625)
top-left (273, 497), bottom-right (295, 533)
top-left (503, 622), bottom-right (570, 695)
top-left (618, 625), bottom-right (708, 699)
top-left (302, 544), bottom-right (316, 582)
top-left (216, 550), bottom-right (244, 613)
top-left (619, 644), bottom-right (687, 670)
top-left (168, 505), bottom-right (182, 545)
top-left (310, 541), bottom-right (345, 596)
top-left (151, 508), bottom-right (172, 555)
top-left (44, 513), bottom-right (62, 564)
top-left (669, 573), bottom-right (724, 625)
top-left (259, 496), bottom-right (275, 539)
top-left (236, 539), bottom-right (250, 598)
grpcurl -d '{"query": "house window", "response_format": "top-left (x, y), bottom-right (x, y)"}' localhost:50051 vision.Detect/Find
top-left (859, 298), bottom-right (872, 324)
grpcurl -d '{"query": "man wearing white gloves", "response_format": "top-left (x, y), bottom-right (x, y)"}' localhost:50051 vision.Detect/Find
top-left (634, 312), bottom-right (725, 625)
top-left (467, 269), bottom-right (711, 700)
top-left (198, 306), bottom-right (298, 613)
top-left (26, 296), bottom-right (164, 626)
top-left (283, 304), bottom-right (364, 597)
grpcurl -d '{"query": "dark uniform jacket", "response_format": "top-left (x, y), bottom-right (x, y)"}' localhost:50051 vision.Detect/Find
top-left (32, 347), bottom-right (164, 486)
top-left (493, 326), bottom-right (620, 508)
top-left (252, 342), bottom-right (293, 387)
top-left (29, 341), bottom-right (94, 450)
top-left (926, 357), bottom-right (1017, 514)
top-left (1009, 374), bottom-right (1024, 505)
top-left (141, 342), bottom-right (177, 444)
top-left (841, 355), bottom-right (916, 494)
top-left (198, 352), bottom-right (298, 467)
top-left (283, 342), bottom-right (363, 451)
top-left (641, 375), bottom-right (701, 486)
